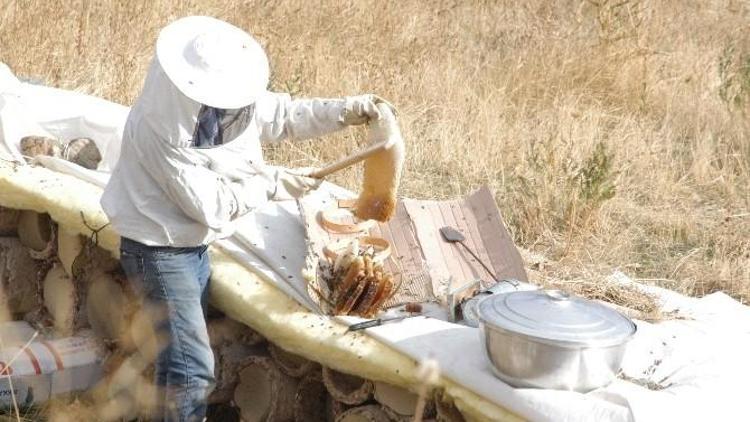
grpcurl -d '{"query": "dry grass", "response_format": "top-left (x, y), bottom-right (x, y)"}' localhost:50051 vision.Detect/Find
top-left (1, 0), bottom-right (748, 301)
top-left (534, 270), bottom-right (663, 321)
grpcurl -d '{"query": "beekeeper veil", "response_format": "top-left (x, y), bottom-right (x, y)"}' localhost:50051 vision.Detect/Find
top-left (134, 16), bottom-right (270, 149)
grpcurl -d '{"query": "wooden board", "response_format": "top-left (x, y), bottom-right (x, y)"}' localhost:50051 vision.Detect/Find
top-left (466, 187), bottom-right (527, 284)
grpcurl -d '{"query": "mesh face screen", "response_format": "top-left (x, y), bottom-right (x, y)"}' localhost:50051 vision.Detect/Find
top-left (191, 104), bottom-right (253, 149)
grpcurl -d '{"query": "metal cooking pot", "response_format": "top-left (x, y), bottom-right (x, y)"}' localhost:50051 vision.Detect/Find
top-left (477, 289), bottom-right (636, 392)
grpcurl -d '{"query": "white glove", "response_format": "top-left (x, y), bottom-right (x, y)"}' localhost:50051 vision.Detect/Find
top-left (270, 169), bottom-right (323, 201)
top-left (341, 94), bottom-right (396, 126)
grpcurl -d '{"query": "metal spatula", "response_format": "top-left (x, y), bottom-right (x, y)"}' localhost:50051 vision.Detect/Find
top-left (439, 226), bottom-right (499, 283)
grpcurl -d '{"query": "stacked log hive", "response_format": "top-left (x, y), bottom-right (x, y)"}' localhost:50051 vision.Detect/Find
top-left (0, 206), bottom-right (468, 421)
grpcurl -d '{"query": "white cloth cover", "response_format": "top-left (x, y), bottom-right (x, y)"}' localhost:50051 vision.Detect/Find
top-left (1, 64), bottom-right (748, 421)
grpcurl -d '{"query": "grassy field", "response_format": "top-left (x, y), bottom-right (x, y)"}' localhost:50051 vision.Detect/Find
top-left (1, 0), bottom-right (748, 302)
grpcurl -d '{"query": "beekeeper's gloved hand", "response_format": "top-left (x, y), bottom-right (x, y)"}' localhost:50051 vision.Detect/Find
top-left (341, 94), bottom-right (397, 126)
top-left (270, 169), bottom-right (323, 201)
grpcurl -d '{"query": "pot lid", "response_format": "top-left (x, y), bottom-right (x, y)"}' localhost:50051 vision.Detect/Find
top-left (477, 290), bottom-right (636, 347)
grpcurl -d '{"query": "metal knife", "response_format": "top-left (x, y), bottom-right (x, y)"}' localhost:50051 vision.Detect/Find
top-left (346, 315), bottom-right (414, 332)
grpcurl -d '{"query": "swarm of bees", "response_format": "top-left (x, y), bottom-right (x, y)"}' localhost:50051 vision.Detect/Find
top-left (317, 239), bottom-right (398, 317)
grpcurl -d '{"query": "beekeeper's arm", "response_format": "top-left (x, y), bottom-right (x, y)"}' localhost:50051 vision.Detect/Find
top-left (136, 135), bottom-right (318, 228)
top-left (254, 92), bottom-right (394, 143)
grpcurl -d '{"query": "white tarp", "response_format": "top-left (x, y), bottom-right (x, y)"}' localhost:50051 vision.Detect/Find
top-left (0, 64), bottom-right (127, 172)
top-left (1, 63), bottom-right (748, 421)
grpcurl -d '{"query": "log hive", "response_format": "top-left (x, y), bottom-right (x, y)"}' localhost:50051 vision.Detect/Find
top-left (233, 356), bottom-right (298, 422)
top-left (42, 263), bottom-right (77, 336)
top-left (0, 206), bottom-right (19, 236)
top-left (334, 405), bottom-right (391, 422)
top-left (207, 403), bottom-right (241, 422)
top-left (293, 372), bottom-right (328, 422)
top-left (63, 137), bottom-right (102, 170)
top-left (22, 307), bottom-right (50, 328)
top-left (73, 238), bottom-right (136, 342)
top-left (210, 341), bottom-right (265, 404)
top-left (17, 210), bottom-right (55, 259)
top-left (326, 396), bottom-right (350, 422)
top-left (269, 343), bottom-right (319, 378)
top-left (208, 317), bottom-right (267, 403)
top-left (373, 381), bottom-right (435, 421)
top-left (86, 270), bottom-right (130, 344)
top-left (0, 237), bottom-right (43, 316)
top-left (57, 227), bottom-right (83, 277)
top-left (322, 367), bottom-right (373, 405)
top-left (435, 391), bottom-right (466, 422)
top-left (208, 316), bottom-right (264, 348)
top-left (19, 135), bottom-right (61, 160)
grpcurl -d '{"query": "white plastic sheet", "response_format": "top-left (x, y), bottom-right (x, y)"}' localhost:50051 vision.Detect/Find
top-left (0, 63), bottom-right (127, 170)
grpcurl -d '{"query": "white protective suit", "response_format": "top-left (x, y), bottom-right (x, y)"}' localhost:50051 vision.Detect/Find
top-left (101, 58), bottom-right (348, 246)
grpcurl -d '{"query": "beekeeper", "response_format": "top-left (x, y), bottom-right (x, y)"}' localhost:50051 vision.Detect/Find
top-left (101, 16), bottom-right (392, 422)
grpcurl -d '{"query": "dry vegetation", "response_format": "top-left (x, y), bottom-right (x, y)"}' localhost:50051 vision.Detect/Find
top-left (0, 0), bottom-right (748, 302)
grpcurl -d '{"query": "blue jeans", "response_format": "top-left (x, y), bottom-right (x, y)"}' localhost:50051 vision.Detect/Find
top-left (120, 237), bottom-right (215, 422)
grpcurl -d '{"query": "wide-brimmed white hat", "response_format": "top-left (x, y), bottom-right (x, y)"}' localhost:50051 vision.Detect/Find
top-left (156, 16), bottom-right (269, 109)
